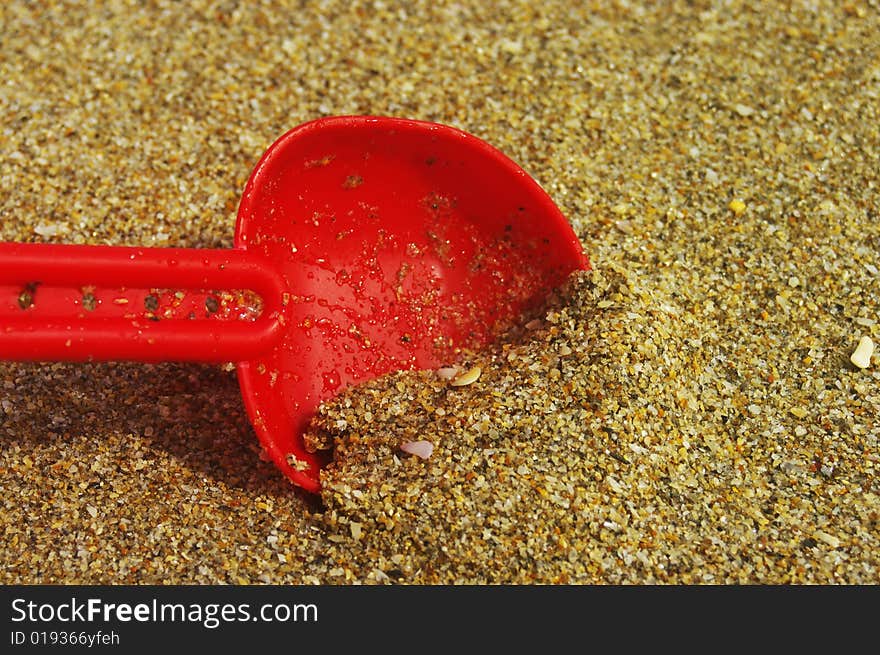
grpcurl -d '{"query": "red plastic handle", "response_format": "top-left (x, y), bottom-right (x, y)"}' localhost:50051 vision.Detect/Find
top-left (0, 243), bottom-right (287, 362)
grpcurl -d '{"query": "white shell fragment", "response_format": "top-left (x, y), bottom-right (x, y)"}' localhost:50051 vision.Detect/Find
top-left (400, 440), bottom-right (434, 459)
top-left (450, 365), bottom-right (482, 387)
top-left (850, 335), bottom-right (874, 369)
top-left (436, 366), bottom-right (460, 381)
top-left (34, 222), bottom-right (68, 237)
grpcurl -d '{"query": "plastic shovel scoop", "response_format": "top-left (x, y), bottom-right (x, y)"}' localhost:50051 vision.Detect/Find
top-left (0, 116), bottom-right (588, 493)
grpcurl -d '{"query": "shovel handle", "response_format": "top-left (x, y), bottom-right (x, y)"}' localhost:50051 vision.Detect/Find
top-left (0, 242), bottom-right (287, 363)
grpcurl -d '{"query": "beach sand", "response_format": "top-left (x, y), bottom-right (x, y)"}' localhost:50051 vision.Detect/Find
top-left (1, 0), bottom-right (877, 583)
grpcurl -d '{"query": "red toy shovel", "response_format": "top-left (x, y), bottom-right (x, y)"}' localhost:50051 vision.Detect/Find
top-left (0, 116), bottom-right (588, 493)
